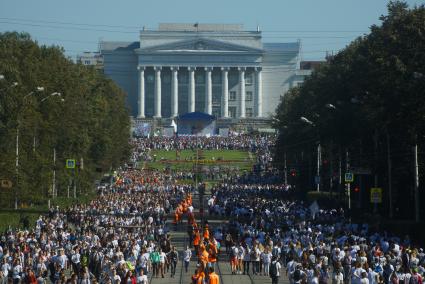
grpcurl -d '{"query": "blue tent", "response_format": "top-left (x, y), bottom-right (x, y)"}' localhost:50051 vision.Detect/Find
top-left (178, 112), bottom-right (215, 121)
top-left (177, 112), bottom-right (216, 136)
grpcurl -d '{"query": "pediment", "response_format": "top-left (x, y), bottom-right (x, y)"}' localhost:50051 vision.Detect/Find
top-left (139, 38), bottom-right (263, 53)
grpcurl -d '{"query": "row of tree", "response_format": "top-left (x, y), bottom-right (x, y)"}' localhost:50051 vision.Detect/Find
top-left (273, 1), bottom-right (425, 219)
top-left (0, 32), bottom-right (131, 208)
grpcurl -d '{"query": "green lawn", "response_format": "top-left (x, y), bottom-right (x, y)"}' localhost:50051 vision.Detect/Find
top-left (143, 149), bottom-right (255, 171)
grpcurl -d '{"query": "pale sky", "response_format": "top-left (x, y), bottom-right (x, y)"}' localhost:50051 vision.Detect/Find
top-left (0, 0), bottom-right (423, 60)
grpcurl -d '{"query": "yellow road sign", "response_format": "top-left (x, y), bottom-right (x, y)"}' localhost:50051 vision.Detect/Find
top-left (370, 187), bottom-right (382, 203)
top-left (0, 179), bottom-right (13, 188)
top-left (66, 159), bottom-right (76, 169)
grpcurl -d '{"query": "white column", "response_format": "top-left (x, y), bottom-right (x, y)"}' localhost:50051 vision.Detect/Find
top-left (221, 67), bottom-right (229, 118)
top-left (188, 67), bottom-right (196, 112)
top-left (255, 67), bottom-right (263, 117)
top-left (137, 66), bottom-right (145, 118)
top-left (154, 66), bottom-right (162, 118)
top-left (238, 67), bottom-right (246, 118)
top-left (171, 67), bottom-right (179, 117)
top-left (205, 67), bottom-right (212, 115)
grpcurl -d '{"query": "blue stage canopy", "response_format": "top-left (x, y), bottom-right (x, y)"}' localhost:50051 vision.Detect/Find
top-left (178, 112), bottom-right (215, 121)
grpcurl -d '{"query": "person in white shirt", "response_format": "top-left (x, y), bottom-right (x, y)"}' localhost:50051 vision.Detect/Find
top-left (71, 249), bottom-right (81, 274)
top-left (360, 271), bottom-right (370, 284)
top-left (243, 244), bottom-right (251, 275)
top-left (159, 249), bottom-right (166, 278)
top-left (136, 269), bottom-right (148, 284)
top-left (237, 244), bottom-right (245, 274)
top-left (332, 266), bottom-right (344, 284)
top-left (270, 256), bottom-right (282, 284)
top-left (183, 246), bottom-right (192, 273)
top-left (58, 249), bottom-right (68, 270)
top-left (262, 247), bottom-right (272, 276)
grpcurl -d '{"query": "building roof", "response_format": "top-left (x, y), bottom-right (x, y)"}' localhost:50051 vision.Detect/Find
top-left (300, 61), bottom-right (325, 70)
top-left (158, 23), bottom-right (244, 32)
top-left (100, 41), bottom-right (139, 52)
top-left (178, 112), bottom-right (215, 121)
top-left (263, 42), bottom-right (300, 52)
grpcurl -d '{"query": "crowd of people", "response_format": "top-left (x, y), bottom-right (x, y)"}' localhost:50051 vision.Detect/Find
top-left (1, 131), bottom-right (424, 284)
top-left (0, 166), bottom-right (195, 284)
top-left (130, 135), bottom-right (275, 165)
top-left (207, 182), bottom-right (424, 284)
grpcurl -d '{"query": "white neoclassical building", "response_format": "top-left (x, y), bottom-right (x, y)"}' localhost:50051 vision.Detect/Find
top-left (101, 23), bottom-right (303, 121)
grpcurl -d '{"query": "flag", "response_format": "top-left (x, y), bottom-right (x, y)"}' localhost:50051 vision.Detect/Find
top-left (171, 119), bottom-right (177, 133)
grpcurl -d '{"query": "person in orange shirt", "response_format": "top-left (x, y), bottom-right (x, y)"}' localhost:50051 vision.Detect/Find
top-left (191, 266), bottom-right (205, 284)
top-left (203, 224), bottom-right (210, 240)
top-left (208, 240), bottom-right (218, 268)
top-left (193, 229), bottom-right (200, 253)
top-left (208, 267), bottom-right (219, 284)
top-left (200, 245), bottom-right (209, 269)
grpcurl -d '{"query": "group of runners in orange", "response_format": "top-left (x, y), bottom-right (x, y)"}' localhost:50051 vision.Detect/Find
top-left (172, 193), bottom-right (219, 284)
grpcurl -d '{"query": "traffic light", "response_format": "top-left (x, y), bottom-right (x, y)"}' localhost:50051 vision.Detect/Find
top-left (290, 169), bottom-right (297, 177)
top-left (354, 186), bottom-right (360, 193)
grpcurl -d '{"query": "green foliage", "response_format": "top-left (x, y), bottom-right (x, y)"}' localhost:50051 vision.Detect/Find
top-left (0, 32), bottom-right (131, 208)
top-left (274, 2), bottom-right (425, 217)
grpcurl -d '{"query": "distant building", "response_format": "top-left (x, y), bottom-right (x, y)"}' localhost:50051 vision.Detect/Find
top-left (291, 60), bottom-right (326, 88)
top-left (100, 23), bottom-right (306, 125)
top-left (76, 52), bottom-right (104, 70)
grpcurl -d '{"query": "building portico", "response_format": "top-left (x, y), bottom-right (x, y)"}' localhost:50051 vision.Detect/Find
top-left (101, 23), bottom-right (302, 122)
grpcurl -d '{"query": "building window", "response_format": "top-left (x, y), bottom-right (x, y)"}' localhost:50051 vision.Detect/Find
top-left (246, 108), bottom-right (253, 117)
top-left (229, 91), bottom-right (236, 101)
top-left (246, 91), bottom-right (253, 101)
top-left (229, 107), bottom-right (237, 118)
top-left (245, 74), bottom-right (253, 85)
top-left (147, 75), bottom-right (154, 83)
top-left (84, 60), bottom-right (90, 65)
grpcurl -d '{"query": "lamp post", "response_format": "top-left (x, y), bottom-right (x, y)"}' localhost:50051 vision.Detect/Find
top-left (300, 116), bottom-right (321, 192)
top-left (14, 85), bottom-right (45, 209)
top-left (38, 92), bottom-right (64, 201)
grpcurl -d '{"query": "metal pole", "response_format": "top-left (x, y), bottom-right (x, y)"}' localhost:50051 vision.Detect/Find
top-left (52, 148), bottom-right (56, 198)
top-left (317, 143), bottom-right (321, 192)
top-left (73, 169), bottom-right (77, 198)
top-left (284, 151), bottom-right (288, 185)
top-left (372, 131), bottom-right (379, 214)
top-left (15, 127), bottom-right (19, 210)
top-left (413, 144), bottom-right (420, 222)
top-left (346, 149), bottom-right (351, 215)
top-left (339, 148), bottom-right (342, 199)
top-left (329, 141), bottom-right (334, 196)
top-left (386, 129), bottom-right (393, 218)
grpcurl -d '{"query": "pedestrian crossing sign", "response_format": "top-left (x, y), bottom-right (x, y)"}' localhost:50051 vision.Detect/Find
top-left (344, 172), bottom-right (354, 183)
top-left (66, 159), bottom-right (76, 169)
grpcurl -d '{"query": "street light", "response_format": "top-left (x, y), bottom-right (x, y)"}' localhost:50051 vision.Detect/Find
top-left (41, 92), bottom-right (63, 102)
top-left (300, 116), bottom-right (321, 192)
top-left (325, 103), bottom-right (336, 110)
top-left (37, 92), bottom-right (64, 202)
top-left (300, 116), bottom-right (315, 126)
top-left (14, 86), bottom-right (45, 209)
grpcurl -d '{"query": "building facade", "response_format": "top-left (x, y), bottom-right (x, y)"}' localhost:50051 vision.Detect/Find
top-left (101, 23), bottom-right (302, 121)
top-left (76, 51), bottom-right (104, 70)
